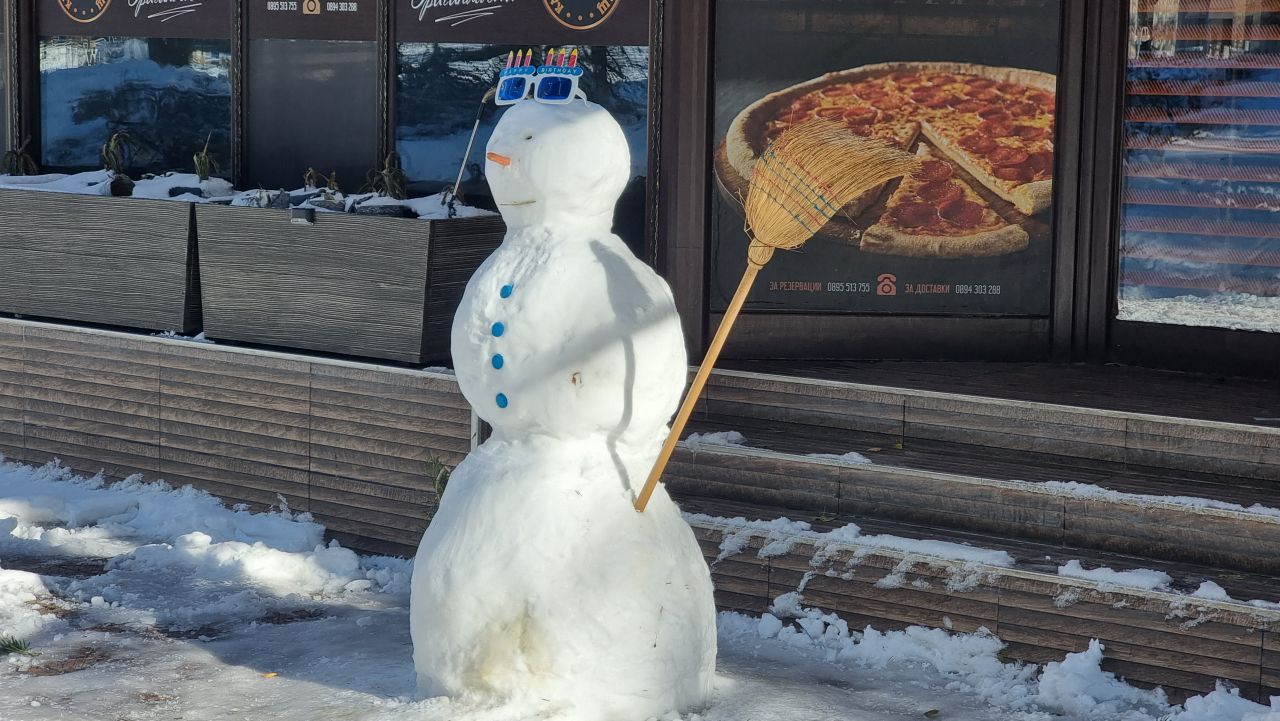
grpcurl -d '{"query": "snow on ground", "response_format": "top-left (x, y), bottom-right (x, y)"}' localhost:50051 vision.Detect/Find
top-left (1, 456), bottom-right (1278, 721)
top-left (1116, 293), bottom-right (1280, 334)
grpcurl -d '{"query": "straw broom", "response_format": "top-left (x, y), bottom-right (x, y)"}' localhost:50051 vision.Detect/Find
top-left (634, 119), bottom-right (920, 512)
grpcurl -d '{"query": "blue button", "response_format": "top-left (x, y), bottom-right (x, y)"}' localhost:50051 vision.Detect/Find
top-left (495, 393), bottom-right (509, 408)
top-left (491, 354), bottom-right (504, 369)
top-left (491, 322), bottom-right (505, 337)
top-left (500, 284), bottom-right (514, 298)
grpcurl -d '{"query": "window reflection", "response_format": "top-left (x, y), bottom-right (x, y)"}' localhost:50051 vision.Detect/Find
top-left (395, 43), bottom-right (649, 250)
top-left (39, 37), bottom-right (231, 176)
top-left (1118, 2), bottom-right (1280, 333)
top-left (246, 39), bottom-right (379, 191)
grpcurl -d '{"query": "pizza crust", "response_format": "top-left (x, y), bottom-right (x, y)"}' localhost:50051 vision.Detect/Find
top-left (860, 222), bottom-right (1029, 258)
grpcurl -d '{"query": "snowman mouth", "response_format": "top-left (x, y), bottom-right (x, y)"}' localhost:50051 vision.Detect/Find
top-left (499, 200), bottom-right (538, 206)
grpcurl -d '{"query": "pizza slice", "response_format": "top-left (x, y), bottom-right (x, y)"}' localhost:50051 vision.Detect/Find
top-left (921, 106), bottom-right (1053, 216)
top-left (861, 145), bottom-right (1029, 258)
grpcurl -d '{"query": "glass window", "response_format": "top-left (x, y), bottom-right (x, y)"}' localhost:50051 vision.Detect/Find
top-left (709, 1), bottom-right (1062, 315)
top-left (1118, 2), bottom-right (1280, 333)
top-left (246, 38), bottom-right (379, 190)
top-left (39, 36), bottom-right (231, 175)
top-left (395, 43), bottom-right (649, 250)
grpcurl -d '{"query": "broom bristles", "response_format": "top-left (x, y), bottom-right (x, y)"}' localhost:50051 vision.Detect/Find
top-left (744, 120), bottom-right (921, 252)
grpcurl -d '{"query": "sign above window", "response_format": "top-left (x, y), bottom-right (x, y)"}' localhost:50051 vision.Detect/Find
top-left (396, 0), bottom-right (647, 45)
top-left (39, 0), bottom-right (231, 39)
top-left (248, 0), bottom-right (376, 40)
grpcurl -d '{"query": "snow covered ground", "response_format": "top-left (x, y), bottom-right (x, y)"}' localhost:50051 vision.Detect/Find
top-left (0, 456), bottom-right (1277, 721)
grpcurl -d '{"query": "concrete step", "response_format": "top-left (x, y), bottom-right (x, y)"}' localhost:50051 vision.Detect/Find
top-left (677, 495), bottom-right (1280, 705)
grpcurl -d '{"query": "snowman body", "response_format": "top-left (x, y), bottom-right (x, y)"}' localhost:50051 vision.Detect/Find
top-left (409, 99), bottom-right (717, 720)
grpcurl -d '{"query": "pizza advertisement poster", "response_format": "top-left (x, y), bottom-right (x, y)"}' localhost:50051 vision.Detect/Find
top-left (710, 0), bottom-right (1063, 315)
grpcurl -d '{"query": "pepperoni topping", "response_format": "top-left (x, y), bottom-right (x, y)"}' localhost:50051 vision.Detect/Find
top-left (965, 77), bottom-right (997, 89)
top-left (892, 72), bottom-right (923, 86)
top-left (841, 106), bottom-right (878, 125)
top-left (918, 180), bottom-right (963, 204)
top-left (790, 97), bottom-right (820, 112)
top-left (960, 133), bottom-right (999, 153)
top-left (952, 100), bottom-right (984, 113)
top-left (1027, 91), bottom-right (1053, 105)
top-left (928, 73), bottom-right (957, 86)
top-left (914, 159), bottom-right (954, 181)
top-left (977, 106), bottom-right (1011, 120)
top-left (996, 82), bottom-right (1024, 95)
top-left (988, 146), bottom-right (1030, 167)
top-left (921, 93), bottom-right (957, 108)
top-left (965, 88), bottom-right (1001, 102)
top-left (816, 106), bottom-right (846, 120)
top-left (1009, 101), bottom-right (1040, 117)
top-left (994, 165), bottom-right (1031, 182)
top-left (978, 118), bottom-right (1015, 137)
top-left (892, 201), bottom-right (938, 229)
top-left (847, 124), bottom-right (873, 137)
top-left (819, 84), bottom-right (856, 98)
top-left (866, 95), bottom-right (902, 110)
top-left (938, 198), bottom-right (985, 228)
top-left (1013, 124), bottom-right (1047, 141)
top-left (1027, 151), bottom-right (1054, 176)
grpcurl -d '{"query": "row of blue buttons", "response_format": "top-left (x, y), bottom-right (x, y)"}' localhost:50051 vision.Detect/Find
top-left (492, 284), bottom-right (514, 409)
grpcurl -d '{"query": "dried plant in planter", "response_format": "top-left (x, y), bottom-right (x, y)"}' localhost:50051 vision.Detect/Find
top-left (193, 132), bottom-right (219, 182)
top-left (101, 131), bottom-right (141, 197)
top-left (303, 167), bottom-right (323, 192)
top-left (362, 152), bottom-right (408, 201)
top-left (3, 136), bottom-right (39, 177)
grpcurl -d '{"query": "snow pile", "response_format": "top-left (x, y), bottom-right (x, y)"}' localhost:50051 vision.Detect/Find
top-left (0, 569), bottom-right (51, 640)
top-left (404, 192), bottom-right (496, 219)
top-left (131, 173), bottom-right (234, 202)
top-left (683, 430), bottom-right (747, 452)
top-left (0, 170), bottom-right (112, 196)
top-left (687, 513), bottom-right (1015, 567)
top-left (0, 457), bottom-right (411, 635)
top-left (1057, 560), bottom-right (1173, 591)
top-left (1036, 639), bottom-right (1168, 716)
top-left (1042, 481), bottom-right (1280, 519)
top-left (1173, 685), bottom-right (1280, 721)
top-left (807, 451), bottom-right (874, 465)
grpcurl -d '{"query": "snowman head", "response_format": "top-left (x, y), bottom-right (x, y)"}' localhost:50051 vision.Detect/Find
top-left (484, 98), bottom-right (630, 232)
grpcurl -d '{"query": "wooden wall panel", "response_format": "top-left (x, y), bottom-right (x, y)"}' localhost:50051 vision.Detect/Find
top-left (0, 319), bottom-right (469, 539)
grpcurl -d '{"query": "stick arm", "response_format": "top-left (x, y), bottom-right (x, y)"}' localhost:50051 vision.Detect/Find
top-left (633, 243), bottom-right (773, 512)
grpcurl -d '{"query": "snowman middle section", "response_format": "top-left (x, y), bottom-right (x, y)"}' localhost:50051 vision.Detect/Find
top-left (451, 224), bottom-right (688, 446)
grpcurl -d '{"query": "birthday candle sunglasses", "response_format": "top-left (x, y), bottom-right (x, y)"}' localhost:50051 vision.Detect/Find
top-left (496, 48), bottom-right (586, 106)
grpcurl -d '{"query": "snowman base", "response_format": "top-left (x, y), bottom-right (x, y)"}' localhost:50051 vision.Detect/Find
top-left (409, 433), bottom-right (717, 720)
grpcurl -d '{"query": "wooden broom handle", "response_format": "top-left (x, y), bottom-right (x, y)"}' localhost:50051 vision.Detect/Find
top-left (634, 243), bottom-right (772, 512)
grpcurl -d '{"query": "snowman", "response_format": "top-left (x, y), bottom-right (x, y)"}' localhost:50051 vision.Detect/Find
top-left (409, 50), bottom-right (717, 720)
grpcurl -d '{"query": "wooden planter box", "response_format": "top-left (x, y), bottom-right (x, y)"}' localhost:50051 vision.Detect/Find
top-left (195, 204), bottom-right (505, 363)
top-left (0, 189), bottom-right (200, 333)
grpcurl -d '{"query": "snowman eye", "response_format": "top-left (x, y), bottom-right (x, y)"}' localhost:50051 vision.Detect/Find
top-left (523, 133), bottom-right (534, 141)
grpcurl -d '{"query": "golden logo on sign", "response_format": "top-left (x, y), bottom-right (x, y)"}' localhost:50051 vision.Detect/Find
top-left (544, 0), bottom-right (617, 30)
top-left (303, 0), bottom-right (322, 14)
top-left (59, 0), bottom-right (112, 23)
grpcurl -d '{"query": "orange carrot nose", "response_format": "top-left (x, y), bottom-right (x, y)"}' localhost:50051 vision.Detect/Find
top-left (486, 152), bottom-right (512, 167)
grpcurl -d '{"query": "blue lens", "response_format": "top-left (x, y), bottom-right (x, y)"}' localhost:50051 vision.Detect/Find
top-left (535, 76), bottom-right (574, 101)
top-left (497, 77), bottom-right (528, 102)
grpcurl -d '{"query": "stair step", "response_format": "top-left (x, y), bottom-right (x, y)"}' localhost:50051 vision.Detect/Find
top-left (702, 369), bottom-right (1280, 483)
top-left (665, 436), bottom-right (1280, 574)
top-left (676, 495), bottom-right (1280, 704)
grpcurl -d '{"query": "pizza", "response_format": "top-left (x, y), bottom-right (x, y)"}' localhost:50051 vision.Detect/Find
top-left (715, 62), bottom-right (1055, 257)
top-left (861, 146), bottom-right (1029, 258)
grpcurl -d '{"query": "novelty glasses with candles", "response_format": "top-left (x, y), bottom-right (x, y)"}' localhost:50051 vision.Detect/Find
top-left (496, 48), bottom-right (586, 106)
